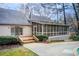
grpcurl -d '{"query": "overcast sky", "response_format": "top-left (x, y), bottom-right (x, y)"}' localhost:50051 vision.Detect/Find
top-left (0, 3), bottom-right (76, 23)
top-left (0, 3), bottom-right (21, 10)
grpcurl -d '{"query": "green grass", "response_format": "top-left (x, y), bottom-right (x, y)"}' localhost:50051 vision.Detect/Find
top-left (0, 47), bottom-right (38, 56)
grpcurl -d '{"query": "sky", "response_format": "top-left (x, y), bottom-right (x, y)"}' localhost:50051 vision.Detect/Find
top-left (0, 3), bottom-right (21, 10)
top-left (0, 3), bottom-right (76, 23)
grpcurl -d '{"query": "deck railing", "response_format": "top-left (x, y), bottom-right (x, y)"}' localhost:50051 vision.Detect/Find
top-left (33, 35), bottom-right (39, 42)
top-left (49, 35), bottom-right (70, 41)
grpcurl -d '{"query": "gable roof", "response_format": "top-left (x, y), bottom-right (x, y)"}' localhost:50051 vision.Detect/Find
top-left (0, 8), bottom-right (31, 25)
top-left (29, 15), bottom-right (53, 24)
top-left (29, 15), bottom-right (69, 26)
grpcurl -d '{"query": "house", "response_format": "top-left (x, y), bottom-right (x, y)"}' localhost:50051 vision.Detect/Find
top-left (0, 8), bottom-right (32, 36)
top-left (29, 15), bottom-right (69, 36)
top-left (0, 8), bottom-right (69, 43)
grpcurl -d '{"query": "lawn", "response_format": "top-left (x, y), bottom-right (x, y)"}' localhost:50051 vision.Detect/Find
top-left (0, 47), bottom-right (38, 56)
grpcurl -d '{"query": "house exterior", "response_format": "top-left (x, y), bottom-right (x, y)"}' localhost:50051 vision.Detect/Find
top-left (0, 8), bottom-right (32, 36)
top-left (0, 8), bottom-right (69, 40)
top-left (29, 15), bottom-right (69, 37)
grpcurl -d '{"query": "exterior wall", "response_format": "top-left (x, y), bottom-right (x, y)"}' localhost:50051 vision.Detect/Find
top-left (22, 26), bottom-right (32, 36)
top-left (0, 25), bottom-right (11, 36)
top-left (0, 25), bottom-right (32, 36)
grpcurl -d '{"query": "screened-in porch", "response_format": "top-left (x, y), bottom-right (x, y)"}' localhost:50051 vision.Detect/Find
top-left (32, 22), bottom-right (69, 36)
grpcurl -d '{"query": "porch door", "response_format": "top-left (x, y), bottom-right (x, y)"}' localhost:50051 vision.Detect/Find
top-left (11, 26), bottom-right (23, 36)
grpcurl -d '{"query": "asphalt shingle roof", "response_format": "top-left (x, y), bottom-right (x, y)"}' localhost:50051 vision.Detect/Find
top-left (29, 15), bottom-right (69, 26)
top-left (0, 8), bottom-right (31, 25)
top-left (30, 15), bottom-right (53, 24)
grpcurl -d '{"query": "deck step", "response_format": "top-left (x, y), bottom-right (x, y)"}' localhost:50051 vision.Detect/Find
top-left (20, 36), bottom-right (33, 39)
top-left (23, 39), bottom-right (34, 41)
top-left (19, 36), bottom-right (35, 44)
top-left (20, 39), bottom-right (33, 41)
top-left (22, 40), bottom-right (35, 44)
top-left (21, 37), bottom-right (34, 41)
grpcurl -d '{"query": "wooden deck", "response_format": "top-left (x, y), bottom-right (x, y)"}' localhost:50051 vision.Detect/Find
top-left (19, 35), bottom-right (39, 44)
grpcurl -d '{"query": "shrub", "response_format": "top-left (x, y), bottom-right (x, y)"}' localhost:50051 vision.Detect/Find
top-left (69, 35), bottom-right (79, 41)
top-left (36, 35), bottom-right (48, 42)
top-left (0, 36), bottom-right (19, 45)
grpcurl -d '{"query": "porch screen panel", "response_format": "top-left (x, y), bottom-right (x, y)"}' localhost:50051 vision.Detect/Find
top-left (37, 24), bottom-right (42, 35)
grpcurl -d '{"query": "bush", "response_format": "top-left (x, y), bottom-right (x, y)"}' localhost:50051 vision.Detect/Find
top-left (0, 36), bottom-right (19, 45)
top-left (36, 35), bottom-right (48, 42)
top-left (69, 35), bottom-right (79, 41)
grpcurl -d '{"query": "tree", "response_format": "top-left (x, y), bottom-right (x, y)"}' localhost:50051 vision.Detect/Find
top-left (72, 3), bottom-right (79, 33)
top-left (41, 3), bottom-right (61, 23)
top-left (62, 3), bottom-right (66, 24)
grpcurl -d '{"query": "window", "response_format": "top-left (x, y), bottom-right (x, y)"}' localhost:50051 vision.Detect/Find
top-left (11, 27), bottom-right (15, 35)
top-left (11, 27), bottom-right (23, 35)
top-left (17, 27), bottom-right (23, 35)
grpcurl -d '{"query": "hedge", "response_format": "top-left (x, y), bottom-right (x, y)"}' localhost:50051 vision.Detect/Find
top-left (69, 35), bottom-right (79, 41)
top-left (0, 36), bottom-right (19, 45)
top-left (36, 35), bottom-right (48, 42)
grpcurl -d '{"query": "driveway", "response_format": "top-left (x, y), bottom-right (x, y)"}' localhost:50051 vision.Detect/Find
top-left (23, 41), bottom-right (79, 56)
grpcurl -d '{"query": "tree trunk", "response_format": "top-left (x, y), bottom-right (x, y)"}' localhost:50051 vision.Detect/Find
top-left (56, 3), bottom-right (59, 23)
top-left (63, 3), bottom-right (66, 24)
top-left (72, 3), bottom-right (79, 34)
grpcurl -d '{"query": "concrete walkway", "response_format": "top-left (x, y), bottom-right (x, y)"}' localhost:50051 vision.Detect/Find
top-left (23, 41), bottom-right (79, 56)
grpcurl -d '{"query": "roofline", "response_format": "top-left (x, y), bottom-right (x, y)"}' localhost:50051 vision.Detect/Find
top-left (0, 24), bottom-right (32, 26)
top-left (32, 22), bottom-right (69, 26)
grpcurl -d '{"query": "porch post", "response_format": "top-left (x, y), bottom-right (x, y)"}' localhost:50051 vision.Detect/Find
top-left (42, 24), bottom-right (44, 35)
